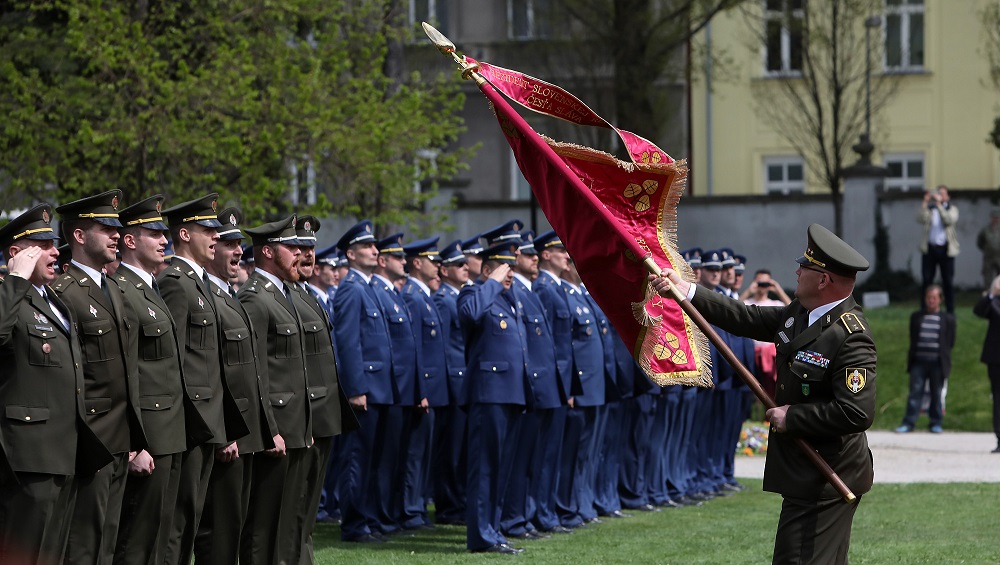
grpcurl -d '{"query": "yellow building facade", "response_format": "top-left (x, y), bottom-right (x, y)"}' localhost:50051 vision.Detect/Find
top-left (690, 0), bottom-right (1000, 196)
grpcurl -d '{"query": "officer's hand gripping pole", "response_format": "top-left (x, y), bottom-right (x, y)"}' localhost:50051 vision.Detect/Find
top-left (643, 258), bottom-right (857, 503)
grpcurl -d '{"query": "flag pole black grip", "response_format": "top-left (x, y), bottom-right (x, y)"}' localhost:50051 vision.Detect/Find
top-left (643, 258), bottom-right (856, 503)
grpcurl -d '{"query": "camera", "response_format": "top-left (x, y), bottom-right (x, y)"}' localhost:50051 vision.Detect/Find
top-left (758, 281), bottom-right (771, 288)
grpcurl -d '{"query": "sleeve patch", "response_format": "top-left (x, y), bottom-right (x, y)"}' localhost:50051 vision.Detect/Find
top-left (845, 368), bottom-right (867, 393)
top-left (839, 312), bottom-right (865, 334)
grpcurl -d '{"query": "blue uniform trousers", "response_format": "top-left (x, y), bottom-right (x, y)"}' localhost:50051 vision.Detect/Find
top-left (669, 388), bottom-right (699, 499)
top-left (500, 409), bottom-right (539, 535)
top-left (619, 395), bottom-right (653, 508)
top-left (338, 405), bottom-right (384, 540)
top-left (466, 403), bottom-right (520, 551)
top-left (556, 405), bottom-right (598, 527)
top-left (377, 405), bottom-right (407, 534)
top-left (400, 407), bottom-right (435, 529)
top-left (593, 401), bottom-right (625, 515)
top-left (531, 407), bottom-right (566, 532)
top-left (647, 395), bottom-right (671, 505)
top-left (315, 436), bottom-right (343, 522)
top-left (432, 405), bottom-right (467, 525)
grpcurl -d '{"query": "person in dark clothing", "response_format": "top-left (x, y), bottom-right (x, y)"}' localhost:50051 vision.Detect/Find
top-left (973, 275), bottom-right (1000, 453)
top-left (896, 285), bottom-right (955, 434)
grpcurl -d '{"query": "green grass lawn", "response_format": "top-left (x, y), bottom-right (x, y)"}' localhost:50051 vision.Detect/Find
top-left (311, 481), bottom-right (1000, 563)
top-left (862, 293), bottom-right (993, 432)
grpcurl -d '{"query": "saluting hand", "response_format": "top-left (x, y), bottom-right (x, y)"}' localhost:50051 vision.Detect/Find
top-left (7, 244), bottom-right (47, 280)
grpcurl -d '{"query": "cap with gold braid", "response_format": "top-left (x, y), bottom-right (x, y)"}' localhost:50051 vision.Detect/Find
top-left (336, 219), bottom-right (377, 252)
top-left (376, 233), bottom-right (406, 257)
top-left (795, 223), bottom-right (870, 277)
top-left (118, 194), bottom-right (168, 231)
top-left (0, 204), bottom-right (58, 250)
top-left (216, 208), bottom-right (245, 241)
top-left (56, 189), bottom-right (123, 228)
top-left (244, 215), bottom-right (297, 247)
top-left (404, 237), bottom-right (442, 262)
top-left (161, 193), bottom-right (223, 228)
top-left (479, 241), bottom-right (518, 266)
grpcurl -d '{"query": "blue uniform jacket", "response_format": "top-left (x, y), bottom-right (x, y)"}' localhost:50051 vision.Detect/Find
top-left (371, 276), bottom-right (418, 406)
top-left (533, 271), bottom-right (573, 401)
top-left (433, 284), bottom-right (467, 406)
top-left (401, 279), bottom-right (450, 408)
top-left (583, 286), bottom-right (619, 402)
top-left (512, 277), bottom-right (561, 410)
top-left (564, 283), bottom-right (605, 407)
top-left (331, 270), bottom-right (397, 405)
top-left (457, 280), bottom-right (529, 406)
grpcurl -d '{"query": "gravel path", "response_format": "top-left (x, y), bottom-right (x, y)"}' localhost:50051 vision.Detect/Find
top-left (734, 430), bottom-right (1000, 483)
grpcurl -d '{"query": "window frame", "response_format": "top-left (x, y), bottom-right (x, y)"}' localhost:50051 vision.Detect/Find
top-left (882, 152), bottom-right (925, 192)
top-left (410, 0), bottom-right (448, 36)
top-left (762, 0), bottom-right (805, 77)
top-left (763, 155), bottom-right (805, 195)
top-left (508, 0), bottom-right (550, 41)
top-left (883, 0), bottom-right (924, 72)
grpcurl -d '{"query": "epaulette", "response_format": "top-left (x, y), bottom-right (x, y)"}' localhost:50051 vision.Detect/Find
top-left (839, 312), bottom-right (866, 334)
top-left (243, 283), bottom-right (259, 294)
top-left (52, 273), bottom-right (74, 291)
top-left (162, 267), bottom-right (181, 278)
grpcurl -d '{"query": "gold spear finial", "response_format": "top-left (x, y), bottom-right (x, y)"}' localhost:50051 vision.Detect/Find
top-left (422, 22), bottom-right (486, 85)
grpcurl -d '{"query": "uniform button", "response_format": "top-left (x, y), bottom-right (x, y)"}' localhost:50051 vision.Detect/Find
top-left (279, 399), bottom-right (284, 404)
top-left (780, 384), bottom-right (785, 390)
top-left (458, 371), bottom-right (463, 376)
top-left (578, 370), bottom-right (583, 375)
top-left (310, 393), bottom-right (315, 398)
top-left (238, 334), bottom-right (242, 338)
top-left (90, 409), bottom-right (96, 413)
top-left (533, 372), bottom-right (538, 377)
top-left (25, 416), bottom-right (30, 421)
top-left (157, 329), bottom-right (161, 333)
top-left (42, 332), bottom-right (47, 337)
top-left (195, 394), bottom-right (201, 399)
top-left (203, 319), bottom-right (207, 324)
top-left (492, 366), bottom-right (497, 371)
top-left (286, 329), bottom-right (291, 334)
top-left (98, 329), bottom-right (103, 335)
top-left (76, 388), bottom-right (81, 395)
top-left (424, 373), bottom-right (429, 378)
top-left (368, 365), bottom-right (374, 370)
top-left (154, 403), bottom-right (160, 408)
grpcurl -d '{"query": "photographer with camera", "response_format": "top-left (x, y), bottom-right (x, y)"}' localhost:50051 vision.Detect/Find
top-left (741, 270), bottom-right (790, 398)
top-left (919, 185), bottom-right (959, 313)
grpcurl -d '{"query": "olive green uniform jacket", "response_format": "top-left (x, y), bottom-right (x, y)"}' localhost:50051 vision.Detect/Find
top-left (691, 286), bottom-right (876, 500)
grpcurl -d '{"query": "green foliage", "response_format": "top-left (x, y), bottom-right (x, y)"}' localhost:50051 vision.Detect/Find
top-left (307, 483), bottom-right (1000, 563)
top-left (0, 0), bottom-right (471, 230)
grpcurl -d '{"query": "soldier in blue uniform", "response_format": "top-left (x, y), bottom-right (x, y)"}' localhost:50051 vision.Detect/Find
top-left (399, 238), bottom-right (449, 529)
top-left (459, 242), bottom-right (530, 554)
top-left (331, 220), bottom-right (397, 543)
top-left (369, 233), bottom-right (418, 535)
top-left (558, 255), bottom-right (606, 528)
top-left (531, 230), bottom-right (575, 533)
top-left (431, 239), bottom-right (471, 525)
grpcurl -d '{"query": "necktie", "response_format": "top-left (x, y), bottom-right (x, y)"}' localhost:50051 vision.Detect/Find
top-left (228, 284), bottom-right (237, 299)
top-left (282, 284), bottom-right (296, 309)
top-left (151, 277), bottom-right (161, 296)
top-left (100, 273), bottom-right (114, 305)
top-left (43, 289), bottom-right (70, 332)
top-left (201, 271), bottom-right (212, 295)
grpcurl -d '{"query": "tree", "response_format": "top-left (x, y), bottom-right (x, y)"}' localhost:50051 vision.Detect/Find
top-left (742, 0), bottom-right (898, 236)
top-left (983, 2), bottom-right (1000, 153)
top-left (0, 0), bottom-right (471, 233)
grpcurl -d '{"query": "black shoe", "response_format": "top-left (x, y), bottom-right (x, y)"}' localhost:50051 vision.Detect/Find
top-left (636, 503), bottom-right (662, 512)
top-left (993, 445), bottom-right (1000, 453)
top-left (543, 525), bottom-right (574, 534)
top-left (505, 531), bottom-right (533, 540)
top-left (721, 482), bottom-right (745, 492)
top-left (676, 496), bottom-right (704, 507)
top-left (473, 543), bottom-right (521, 555)
top-left (584, 517), bottom-right (603, 525)
top-left (525, 530), bottom-right (551, 539)
top-left (501, 543), bottom-right (525, 554)
top-left (344, 533), bottom-right (384, 543)
top-left (406, 523), bottom-right (436, 531)
top-left (371, 531), bottom-right (391, 542)
top-left (688, 492), bottom-right (714, 501)
top-left (656, 499), bottom-right (683, 509)
top-left (606, 510), bottom-right (633, 518)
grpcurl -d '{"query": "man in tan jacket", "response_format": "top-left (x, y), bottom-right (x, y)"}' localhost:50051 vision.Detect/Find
top-left (918, 185), bottom-right (959, 313)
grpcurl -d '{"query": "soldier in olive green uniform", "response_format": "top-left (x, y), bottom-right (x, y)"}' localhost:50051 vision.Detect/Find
top-left (113, 195), bottom-right (213, 565)
top-left (193, 208), bottom-right (278, 565)
top-left (290, 216), bottom-right (357, 564)
top-left (53, 191), bottom-right (147, 565)
top-left (158, 194), bottom-right (249, 565)
top-left (651, 224), bottom-right (876, 565)
top-left (237, 216), bottom-right (311, 565)
top-left (0, 205), bottom-right (113, 565)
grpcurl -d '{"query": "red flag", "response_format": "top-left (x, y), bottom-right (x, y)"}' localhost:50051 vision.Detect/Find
top-left (472, 62), bottom-right (711, 387)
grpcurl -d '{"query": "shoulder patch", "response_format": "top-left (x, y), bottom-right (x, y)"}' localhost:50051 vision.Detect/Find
top-left (845, 368), bottom-right (867, 393)
top-left (839, 312), bottom-right (865, 334)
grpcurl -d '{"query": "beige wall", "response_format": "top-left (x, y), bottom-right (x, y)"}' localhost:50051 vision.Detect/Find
top-left (691, 0), bottom-right (1000, 196)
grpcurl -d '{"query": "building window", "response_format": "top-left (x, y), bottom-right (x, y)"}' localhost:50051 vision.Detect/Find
top-left (764, 156), bottom-right (804, 194)
top-left (510, 151), bottom-right (532, 201)
top-left (508, 0), bottom-right (550, 40)
top-left (885, 0), bottom-right (924, 70)
top-left (411, 0), bottom-right (448, 36)
top-left (883, 153), bottom-right (924, 191)
top-left (764, 0), bottom-right (804, 75)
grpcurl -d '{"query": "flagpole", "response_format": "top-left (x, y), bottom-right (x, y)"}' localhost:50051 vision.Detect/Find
top-left (423, 22), bottom-right (855, 504)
